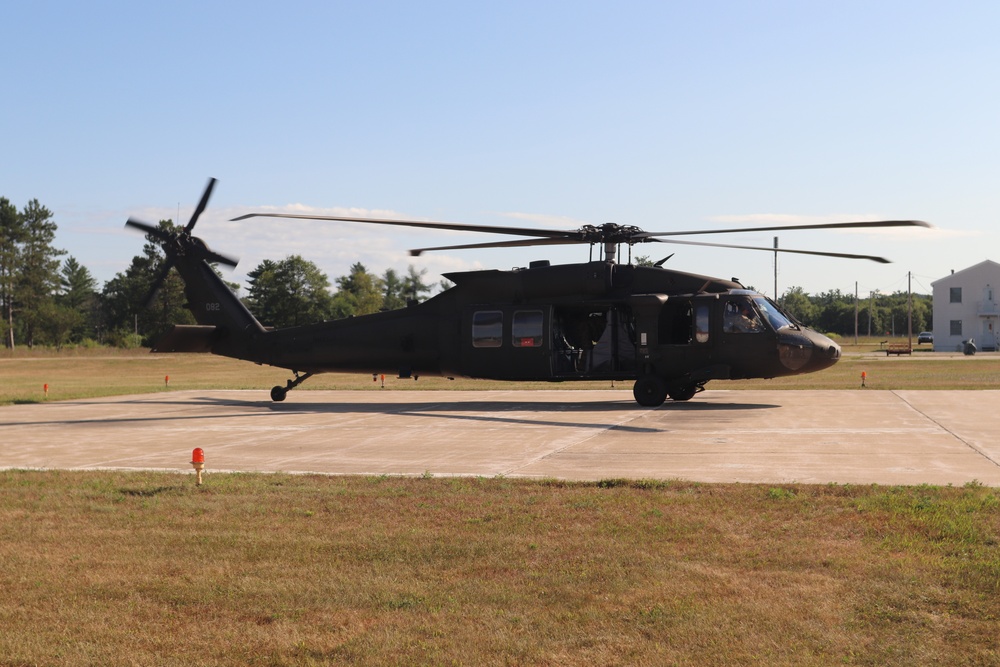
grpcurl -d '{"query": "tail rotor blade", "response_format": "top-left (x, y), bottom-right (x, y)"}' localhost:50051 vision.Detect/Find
top-left (142, 260), bottom-right (176, 309)
top-left (126, 218), bottom-right (171, 242)
top-left (186, 177), bottom-right (217, 232)
top-left (205, 249), bottom-right (239, 267)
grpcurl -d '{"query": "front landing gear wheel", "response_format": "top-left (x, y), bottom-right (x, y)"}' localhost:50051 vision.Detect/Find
top-left (270, 386), bottom-right (287, 402)
top-left (633, 375), bottom-right (667, 407)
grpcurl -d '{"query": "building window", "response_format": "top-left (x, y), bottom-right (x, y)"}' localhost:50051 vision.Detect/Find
top-left (950, 287), bottom-right (962, 303)
top-left (472, 310), bottom-right (503, 348)
top-left (950, 320), bottom-right (963, 336)
top-left (512, 310), bottom-right (543, 347)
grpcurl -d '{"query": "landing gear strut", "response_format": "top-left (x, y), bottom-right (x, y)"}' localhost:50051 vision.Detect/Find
top-left (270, 371), bottom-right (314, 402)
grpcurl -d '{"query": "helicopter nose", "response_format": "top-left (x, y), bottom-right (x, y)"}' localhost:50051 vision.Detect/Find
top-left (777, 331), bottom-right (841, 373)
top-left (810, 336), bottom-right (841, 371)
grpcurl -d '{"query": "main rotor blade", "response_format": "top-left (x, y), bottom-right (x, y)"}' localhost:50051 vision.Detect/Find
top-left (409, 237), bottom-right (583, 257)
top-left (649, 237), bottom-right (892, 263)
top-left (186, 177), bottom-right (217, 232)
top-left (231, 212), bottom-right (577, 240)
top-left (641, 219), bottom-right (931, 238)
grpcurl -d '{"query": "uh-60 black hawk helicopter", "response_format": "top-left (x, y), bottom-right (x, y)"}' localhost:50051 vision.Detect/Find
top-left (125, 178), bottom-right (929, 407)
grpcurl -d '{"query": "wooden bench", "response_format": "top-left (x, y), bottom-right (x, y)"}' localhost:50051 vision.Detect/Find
top-left (885, 343), bottom-right (912, 356)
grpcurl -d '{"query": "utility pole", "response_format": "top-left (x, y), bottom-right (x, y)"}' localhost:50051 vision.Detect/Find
top-left (773, 237), bottom-right (778, 303)
top-left (854, 282), bottom-right (859, 345)
top-left (868, 291), bottom-right (875, 337)
top-left (908, 271), bottom-right (913, 350)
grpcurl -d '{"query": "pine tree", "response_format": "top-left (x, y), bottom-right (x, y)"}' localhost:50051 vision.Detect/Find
top-left (335, 262), bottom-right (384, 316)
top-left (0, 198), bottom-right (21, 348)
top-left (59, 256), bottom-right (99, 342)
top-left (245, 255), bottom-right (334, 327)
top-left (381, 268), bottom-right (407, 311)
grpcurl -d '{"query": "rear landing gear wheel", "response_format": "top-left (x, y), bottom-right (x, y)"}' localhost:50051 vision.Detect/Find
top-left (633, 375), bottom-right (667, 407)
top-left (269, 371), bottom-right (314, 402)
top-left (668, 385), bottom-right (698, 402)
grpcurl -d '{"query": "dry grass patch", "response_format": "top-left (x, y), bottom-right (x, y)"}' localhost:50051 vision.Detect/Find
top-left (3, 345), bottom-right (1000, 405)
top-left (1, 472), bottom-right (998, 665)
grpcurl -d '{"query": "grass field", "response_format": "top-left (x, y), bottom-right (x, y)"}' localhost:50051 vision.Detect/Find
top-left (2, 344), bottom-right (999, 665)
top-left (1, 471), bottom-right (998, 665)
top-left (1, 339), bottom-right (998, 406)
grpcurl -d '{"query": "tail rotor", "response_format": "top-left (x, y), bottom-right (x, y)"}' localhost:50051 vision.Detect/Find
top-left (124, 178), bottom-right (238, 306)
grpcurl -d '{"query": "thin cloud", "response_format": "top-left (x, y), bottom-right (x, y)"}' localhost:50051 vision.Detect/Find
top-left (498, 211), bottom-right (588, 229)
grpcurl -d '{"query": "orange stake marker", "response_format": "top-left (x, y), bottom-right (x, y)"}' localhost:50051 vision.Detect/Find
top-left (861, 371), bottom-right (867, 388)
top-left (191, 448), bottom-right (205, 486)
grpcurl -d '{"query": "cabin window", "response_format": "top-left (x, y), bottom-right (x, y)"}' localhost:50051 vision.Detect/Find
top-left (513, 310), bottom-right (543, 347)
top-left (658, 299), bottom-right (693, 344)
top-left (694, 304), bottom-right (710, 343)
top-left (472, 310), bottom-right (503, 348)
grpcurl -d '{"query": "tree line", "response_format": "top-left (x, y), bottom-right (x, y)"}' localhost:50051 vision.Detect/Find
top-left (780, 286), bottom-right (931, 339)
top-left (2, 198), bottom-right (931, 350)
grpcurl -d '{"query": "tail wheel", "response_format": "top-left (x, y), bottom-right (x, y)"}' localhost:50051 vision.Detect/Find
top-left (633, 375), bottom-right (667, 407)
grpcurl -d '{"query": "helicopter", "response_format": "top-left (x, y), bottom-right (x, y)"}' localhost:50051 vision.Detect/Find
top-left (125, 178), bottom-right (930, 407)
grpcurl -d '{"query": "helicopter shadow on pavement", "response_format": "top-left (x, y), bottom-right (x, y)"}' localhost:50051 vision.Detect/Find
top-left (249, 395), bottom-right (783, 433)
top-left (249, 396), bottom-right (782, 415)
top-left (0, 395), bottom-right (780, 433)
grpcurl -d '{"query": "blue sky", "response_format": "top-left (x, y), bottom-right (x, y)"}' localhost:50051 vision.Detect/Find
top-left (2, 1), bottom-right (996, 299)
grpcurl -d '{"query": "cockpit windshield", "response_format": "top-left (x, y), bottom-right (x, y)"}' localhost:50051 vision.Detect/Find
top-left (752, 296), bottom-right (795, 331)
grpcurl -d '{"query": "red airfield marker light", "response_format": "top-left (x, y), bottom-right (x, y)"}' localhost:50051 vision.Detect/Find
top-left (861, 371), bottom-right (867, 388)
top-left (43, 383), bottom-right (49, 398)
top-left (191, 448), bottom-right (205, 486)
top-left (165, 375), bottom-right (170, 388)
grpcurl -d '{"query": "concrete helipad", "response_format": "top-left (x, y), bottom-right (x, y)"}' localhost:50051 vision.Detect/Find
top-left (2, 389), bottom-right (999, 485)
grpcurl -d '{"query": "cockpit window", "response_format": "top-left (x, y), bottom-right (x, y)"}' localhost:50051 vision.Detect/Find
top-left (752, 296), bottom-right (794, 331)
top-left (724, 299), bottom-right (764, 334)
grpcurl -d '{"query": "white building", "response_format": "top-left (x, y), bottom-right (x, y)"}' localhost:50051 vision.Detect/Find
top-left (931, 260), bottom-right (1000, 351)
